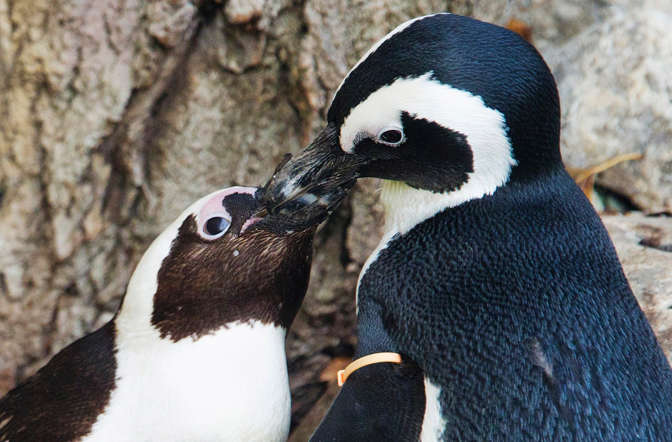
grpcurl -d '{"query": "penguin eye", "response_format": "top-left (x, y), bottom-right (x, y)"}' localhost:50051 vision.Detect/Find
top-left (376, 127), bottom-right (405, 146)
top-left (201, 216), bottom-right (231, 240)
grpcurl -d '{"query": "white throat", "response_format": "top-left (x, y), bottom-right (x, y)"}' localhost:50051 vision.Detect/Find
top-left (379, 181), bottom-right (456, 236)
top-left (380, 170), bottom-right (509, 238)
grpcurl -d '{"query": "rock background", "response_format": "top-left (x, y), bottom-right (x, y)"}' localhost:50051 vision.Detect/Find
top-left (0, 0), bottom-right (670, 438)
top-left (546, 4), bottom-right (672, 213)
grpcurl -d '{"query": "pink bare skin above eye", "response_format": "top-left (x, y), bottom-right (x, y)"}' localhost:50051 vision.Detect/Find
top-left (197, 186), bottom-right (258, 230)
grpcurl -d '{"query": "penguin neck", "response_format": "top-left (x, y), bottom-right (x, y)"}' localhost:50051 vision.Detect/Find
top-left (357, 179), bottom-right (476, 309)
top-left (112, 214), bottom-right (291, 347)
top-left (361, 171), bottom-right (563, 309)
top-left (378, 160), bottom-right (564, 237)
top-left (380, 179), bottom-right (489, 236)
top-left (106, 231), bottom-right (293, 441)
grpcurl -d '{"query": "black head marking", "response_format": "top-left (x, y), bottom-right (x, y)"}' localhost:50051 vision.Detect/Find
top-left (329, 14), bottom-right (561, 180)
top-left (356, 112), bottom-right (473, 193)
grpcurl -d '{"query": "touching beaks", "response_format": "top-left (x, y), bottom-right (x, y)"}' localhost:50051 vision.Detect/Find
top-left (259, 124), bottom-right (369, 229)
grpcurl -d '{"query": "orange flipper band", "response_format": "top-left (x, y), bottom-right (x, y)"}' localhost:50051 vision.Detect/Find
top-left (337, 352), bottom-right (403, 386)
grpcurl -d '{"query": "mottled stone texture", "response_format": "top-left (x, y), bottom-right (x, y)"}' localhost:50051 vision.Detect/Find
top-left (547, 5), bottom-right (672, 212)
top-left (1, 0), bottom-right (671, 437)
top-left (603, 213), bottom-right (672, 360)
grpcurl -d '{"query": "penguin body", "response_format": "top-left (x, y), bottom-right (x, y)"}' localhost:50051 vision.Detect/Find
top-left (261, 13), bottom-right (672, 441)
top-left (349, 172), bottom-right (672, 440)
top-left (1, 186), bottom-right (314, 442)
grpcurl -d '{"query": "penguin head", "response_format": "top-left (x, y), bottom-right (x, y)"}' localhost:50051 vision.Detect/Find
top-left (262, 14), bottom-right (561, 225)
top-left (117, 186), bottom-right (314, 342)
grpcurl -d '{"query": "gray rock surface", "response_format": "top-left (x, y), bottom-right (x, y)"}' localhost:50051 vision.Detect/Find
top-left (602, 213), bottom-right (672, 360)
top-left (469, 0), bottom-right (612, 52)
top-left (547, 6), bottom-right (672, 212)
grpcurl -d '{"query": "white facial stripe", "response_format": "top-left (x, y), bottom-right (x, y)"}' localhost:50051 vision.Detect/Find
top-left (331, 13), bottom-right (450, 104)
top-left (116, 191), bottom-right (219, 335)
top-left (342, 73), bottom-right (515, 236)
top-left (116, 212), bottom-right (186, 336)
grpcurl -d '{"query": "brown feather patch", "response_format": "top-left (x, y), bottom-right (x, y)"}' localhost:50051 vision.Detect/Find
top-left (151, 215), bottom-right (315, 342)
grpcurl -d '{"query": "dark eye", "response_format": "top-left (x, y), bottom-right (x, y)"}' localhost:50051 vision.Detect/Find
top-left (377, 128), bottom-right (404, 145)
top-left (203, 216), bottom-right (231, 238)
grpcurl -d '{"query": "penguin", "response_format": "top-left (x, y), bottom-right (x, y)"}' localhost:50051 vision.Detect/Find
top-left (261, 13), bottom-right (672, 441)
top-left (0, 186), bottom-right (315, 442)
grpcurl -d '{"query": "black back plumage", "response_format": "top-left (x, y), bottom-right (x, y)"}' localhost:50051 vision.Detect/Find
top-left (0, 322), bottom-right (116, 442)
top-left (355, 167), bottom-right (672, 439)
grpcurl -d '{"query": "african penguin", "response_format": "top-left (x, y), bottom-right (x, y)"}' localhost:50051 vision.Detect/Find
top-left (0, 186), bottom-right (314, 442)
top-left (262, 13), bottom-right (672, 441)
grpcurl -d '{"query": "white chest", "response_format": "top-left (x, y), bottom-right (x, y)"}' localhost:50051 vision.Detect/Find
top-left (84, 322), bottom-right (290, 442)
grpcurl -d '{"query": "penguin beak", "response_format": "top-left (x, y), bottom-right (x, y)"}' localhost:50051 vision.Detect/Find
top-left (259, 124), bottom-right (368, 228)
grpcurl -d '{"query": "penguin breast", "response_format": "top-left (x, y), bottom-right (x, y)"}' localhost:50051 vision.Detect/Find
top-left (83, 321), bottom-right (291, 442)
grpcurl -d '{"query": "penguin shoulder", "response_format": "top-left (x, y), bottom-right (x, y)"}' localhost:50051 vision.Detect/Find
top-left (0, 322), bottom-right (116, 441)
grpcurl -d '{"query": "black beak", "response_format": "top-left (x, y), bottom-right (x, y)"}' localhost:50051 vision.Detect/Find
top-left (259, 123), bottom-right (368, 229)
